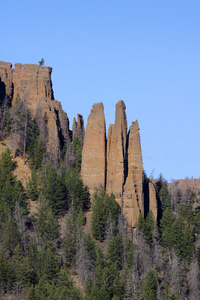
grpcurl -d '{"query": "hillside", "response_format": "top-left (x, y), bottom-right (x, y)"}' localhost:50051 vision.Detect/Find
top-left (0, 61), bottom-right (200, 299)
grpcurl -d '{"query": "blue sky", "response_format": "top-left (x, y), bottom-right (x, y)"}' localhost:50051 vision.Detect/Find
top-left (1, 0), bottom-right (200, 181)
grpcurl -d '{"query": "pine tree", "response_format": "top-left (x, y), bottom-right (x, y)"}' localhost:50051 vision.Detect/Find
top-left (91, 190), bottom-right (106, 241)
top-left (142, 269), bottom-right (158, 300)
top-left (26, 168), bottom-right (39, 201)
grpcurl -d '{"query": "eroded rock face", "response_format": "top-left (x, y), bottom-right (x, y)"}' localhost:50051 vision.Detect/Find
top-left (106, 100), bottom-right (127, 205)
top-left (123, 121), bottom-right (144, 227)
top-left (0, 61), bottom-right (71, 158)
top-left (81, 103), bottom-right (106, 197)
top-left (72, 114), bottom-right (85, 146)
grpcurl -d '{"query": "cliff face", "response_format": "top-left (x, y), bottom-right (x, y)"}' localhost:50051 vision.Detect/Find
top-left (81, 100), bottom-right (157, 228)
top-left (0, 61), bottom-right (72, 157)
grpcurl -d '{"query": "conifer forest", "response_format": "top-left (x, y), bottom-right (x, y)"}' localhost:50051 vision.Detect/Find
top-left (0, 95), bottom-right (200, 300)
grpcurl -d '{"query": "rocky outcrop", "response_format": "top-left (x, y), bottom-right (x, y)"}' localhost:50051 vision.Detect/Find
top-left (123, 121), bottom-right (144, 227)
top-left (0, 61), bottom-right (72, 158)
top-left (81, 103), bottom-right (106, 196)
top-left (107, 100), bottom-right (127, 205)
top-left (81, 101), bottom-right (158, 228)
top-left (72, 114), bottom-right (85, 146)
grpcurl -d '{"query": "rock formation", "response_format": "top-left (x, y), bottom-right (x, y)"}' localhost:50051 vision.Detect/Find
top-left (72, 114), bottom-right (85, 146)
top-left (123, 121), bottom-right (144, 227)
top-left (107, 100), bottom-right (127, 205)
top-left (0, 61), bottom-right (72, 158)
top-left (0, 60), bottom-right (157, 228)
top-left (81, 103), bottom-right (106, 196)
top-left (81, 101), bottom-right (158, 228)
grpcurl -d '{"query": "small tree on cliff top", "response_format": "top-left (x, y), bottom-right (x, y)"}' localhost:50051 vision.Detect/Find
top-left (38, 59), bottom-right (45, 66)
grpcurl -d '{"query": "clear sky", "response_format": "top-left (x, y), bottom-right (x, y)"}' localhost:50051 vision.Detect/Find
top-left (1, 0), bottom-right (200, 181)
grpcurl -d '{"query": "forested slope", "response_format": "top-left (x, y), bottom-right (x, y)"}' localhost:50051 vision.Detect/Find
top-left (0, 96), bottom-right (199, 299)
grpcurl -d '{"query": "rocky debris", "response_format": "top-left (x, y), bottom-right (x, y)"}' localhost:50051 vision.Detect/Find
top-left (123, 120), bottom-right (144, 227)
top-left (107, 100), bottom-right (127, 206)
top-left (81, 103), bottom-right (106, 197)
top-left (72, 114), bottom-right (85, 146)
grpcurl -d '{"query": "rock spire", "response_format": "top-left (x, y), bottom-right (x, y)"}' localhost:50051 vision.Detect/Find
top-left (106, 100), bottom-right (127, 205)
top-left (81, 101), bottom-right (157, 228)
top-left (81, 102), bottom-right (106, 196)
top-left (123, 121), bottom-right (144, 227)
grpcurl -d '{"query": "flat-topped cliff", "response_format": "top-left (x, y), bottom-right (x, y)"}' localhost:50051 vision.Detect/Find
top-left (0, 61), bottom-right (73, 158)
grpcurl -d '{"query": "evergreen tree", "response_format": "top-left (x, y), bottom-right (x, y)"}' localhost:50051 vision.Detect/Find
top-left (137, 210), bottom-right (155, 243)
top-left (26, 168), bottom-right (39, 201)
top-left (72, 137), bottom-right (82, 171)
top-left (36, 202), bottom-right (59, 245)
top-left (142, 269), bottom-right (158, 300)
top-left (160, 208), bottom-right (175, 248)
top-left (65, 168), bottom-right (90, 211)
top-left (40, 162), bottom-right (67, 214)
top-left (107, 234), bottom-right (123, 269)
top-left (2, 217), bottom-right (20, 257)
top-left (91, 189), bottom-right (106, 241)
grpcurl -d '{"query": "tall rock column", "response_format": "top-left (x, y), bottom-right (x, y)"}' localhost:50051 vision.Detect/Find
top-left (123, 120), bottom-right (144, 227)
top-left (106, 100), bottom-right (127, 205)
top-left (81, 103), bottom-right (106, 197)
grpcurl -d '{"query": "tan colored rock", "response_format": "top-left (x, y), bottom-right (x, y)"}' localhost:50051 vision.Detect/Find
top-left (0, 62), bottom-right (71, 159)
top-left (123, 120), bottom-right (144, 227)
top-left (81, 103), bottom-right (106, 197)
top-left (13, 63), bottom-right (54, 112)
top-left (149, 180), bottom-right (157, 220)
top-left (72, 114), bottom-right (85, 145)
top-left (106, 100), bottom-right (127, 205)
